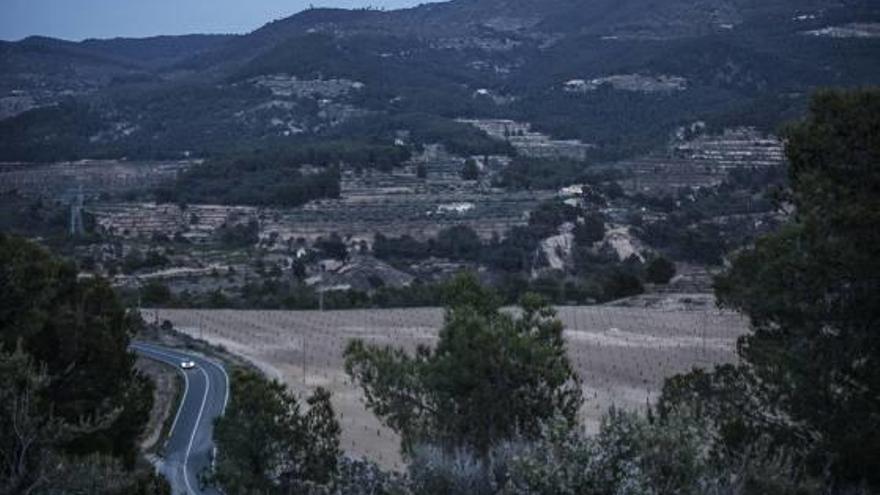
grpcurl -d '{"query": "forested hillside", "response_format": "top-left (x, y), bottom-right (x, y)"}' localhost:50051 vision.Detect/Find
top-left (1, 0), bottom-right (878, 162)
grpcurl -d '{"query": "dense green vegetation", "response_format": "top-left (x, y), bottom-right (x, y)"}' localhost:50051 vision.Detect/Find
top-left (0, 234), bottom-right (167, 493)
top-left (215, 220), bottom-right (261, 248)
top-left (159, 141), bottom-right (410, 207)
top-left (645, 256), bottom-right (676, 284)
top-left (633, 166), bottom-right (788, 265)
top-left (345, 273), bottom-right (582, 456)
top-left (237, 33), bottom-right (496, 119)
top-left (374, 202), bottom-right (582, 269)
top-left (0, 82), bottom-right (286, 161)
top-left (496, 157), bottom-right (596, 191)
top-left (121, 248), bottom-right (171, 275)
top-left (371, 201), bottom-right (655, 304)
top-left (334, 113), bottom-right (514, 157)
top-left (0, 194), bottom-right (76, 238)
top-left (212, 370), bottom-right (340, 493)
top-left (461, 158), bottom-right (480, 180)
top-left (506, 10), bottom-right (880, 152)
top-left (653, 89), bottom-right (880, 491)
top-left (0, 101), bottom-right (106, 162)
top-left (706, 89), bottom-right (880, 485)
top-left (140, 267), bottom-right (643, 312)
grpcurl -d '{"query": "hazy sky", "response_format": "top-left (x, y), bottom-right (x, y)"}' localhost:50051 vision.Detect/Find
top-left (0, 0), bottom-right (426, 41)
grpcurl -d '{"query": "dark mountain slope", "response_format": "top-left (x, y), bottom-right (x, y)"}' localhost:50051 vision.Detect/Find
top-left (0, 36), bottom-right (148, 118)
top-left (1, 0), bottom-right (878, 161)
top-left (0, 33), bottom-right (237, 119)
top-left (1, 33), bottom-right (236, 72)
top-left (175, 0), bottom-right (796, 71)
top-left (80, 34), bottom-right (236, 69)
top-left (0, 36), bottom-right (137, 72)
top-left (178, 9), bottom-right (387, 71)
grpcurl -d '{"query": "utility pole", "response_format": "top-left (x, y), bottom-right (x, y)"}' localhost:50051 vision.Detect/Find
top-left (302, 336), bottom-right (307, 385)
top-left (69, 185), bottom-right (85, 236)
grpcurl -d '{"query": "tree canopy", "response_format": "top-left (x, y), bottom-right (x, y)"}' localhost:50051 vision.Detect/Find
top-left (697, 89), bottom-right (880, 486)
top-left (645, 256), bottom-right (676, 285)
top-left (0, 234), bottom-right (152, 466)
top-left (344, 273), bottom-right (583, 457)
top-left (0, 234), bottom-right (161, 492)
top-left (212, 369), bottom-right (341, 493)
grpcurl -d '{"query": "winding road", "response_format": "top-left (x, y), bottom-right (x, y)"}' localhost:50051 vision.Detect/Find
top-left (131, 342), bottom-right (229, 495)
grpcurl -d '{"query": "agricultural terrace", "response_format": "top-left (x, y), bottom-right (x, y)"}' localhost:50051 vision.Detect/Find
top-left (145, 306), bottom-right (748, 470)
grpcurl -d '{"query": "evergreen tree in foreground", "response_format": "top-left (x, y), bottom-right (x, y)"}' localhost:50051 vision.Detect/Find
top-left (666, 89), bottom-right (880, 488)
top-left (345, 273), bottom-right (583, 458)
top-left (0, 234), bottom-right (163, 493)
top-left (212, 370), bottom-right (341, 493)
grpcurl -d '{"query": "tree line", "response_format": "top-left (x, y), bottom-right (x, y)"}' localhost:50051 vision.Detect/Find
top-left (158, 140), bottom-right (410, 207)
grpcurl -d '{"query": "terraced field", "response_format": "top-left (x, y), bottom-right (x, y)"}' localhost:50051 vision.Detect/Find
top-left (145, 305), bottom-right (748, 469)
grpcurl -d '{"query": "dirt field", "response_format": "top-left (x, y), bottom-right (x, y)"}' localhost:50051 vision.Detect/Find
top-left (144, 305), bottom-right (748, 470)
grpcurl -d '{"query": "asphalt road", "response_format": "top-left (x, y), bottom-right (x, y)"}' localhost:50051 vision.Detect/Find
top-left (131, 342), bottom-right (229, 495)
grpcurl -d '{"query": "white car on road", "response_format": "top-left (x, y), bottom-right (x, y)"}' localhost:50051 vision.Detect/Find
top-left (180, 360), bottom-right (196, 369)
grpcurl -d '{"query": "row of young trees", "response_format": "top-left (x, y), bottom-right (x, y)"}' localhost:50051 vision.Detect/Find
top-left (208, 89), bottom-right (880, 493)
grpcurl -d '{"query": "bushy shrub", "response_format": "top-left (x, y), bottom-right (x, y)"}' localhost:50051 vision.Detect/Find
top-left (330, 405), bottom-right (839, 495)
top-left (326, 457), bottom-right (408, 495)
top-left (645, 257), bottom-right (676, 285)
top-left (407, 445), bottom-right (498, 495)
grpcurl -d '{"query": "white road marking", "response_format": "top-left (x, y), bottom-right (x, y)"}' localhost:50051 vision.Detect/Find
top-left (132, 343), bottom-right (216, 495)
top-left (167, 364), bottom-right (189, 448)
top-left (132, 345), bottom-right (190, 446)
top-left (202, 355), bottom-right (230, 414)
top-left (183, 366), bottom-right (210, 495)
